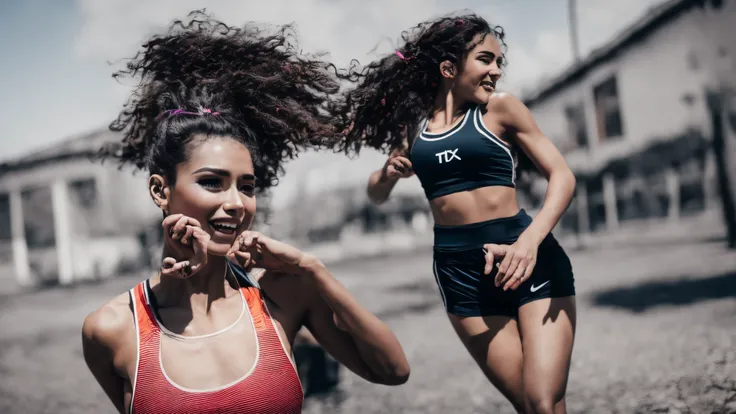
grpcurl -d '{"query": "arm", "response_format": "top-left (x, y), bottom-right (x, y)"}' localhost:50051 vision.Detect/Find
top-left (501, 94), bottom-right (576, 244)
top-left (81, 306), bottom-right (128, 414)
top-left (228, 231), bottom-right (410, 384)
top-left (366, 146), bottom-right (414, 205)
top-left (367, 167), bottom-right (400, 205)
top-left (298, 255), bottom-right (410, 385)
top-left (485, 94), bottom-right (576, 290)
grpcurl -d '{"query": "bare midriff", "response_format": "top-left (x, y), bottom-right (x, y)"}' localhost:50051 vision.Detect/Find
top-left (429, 186), bottom-right (519, 226)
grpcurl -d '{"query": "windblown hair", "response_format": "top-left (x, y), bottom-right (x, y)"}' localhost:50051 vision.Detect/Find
top-left (104, 10), bottom-right (345, 191)
top-left (338, 13), bottom-right (506, 154)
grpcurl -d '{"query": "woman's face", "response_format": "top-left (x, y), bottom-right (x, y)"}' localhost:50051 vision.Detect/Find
top-left (451, 34), bottom-right (504, 105)
top-left (156, 135), bottom-right (257, 257)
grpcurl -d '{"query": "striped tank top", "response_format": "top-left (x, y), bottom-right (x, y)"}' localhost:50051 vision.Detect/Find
top-left (128, 264), bottom-right (303, 414)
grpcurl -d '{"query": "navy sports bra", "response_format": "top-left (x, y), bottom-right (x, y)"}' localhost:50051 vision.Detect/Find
top-left (410, 104), bottom-right (517, 200)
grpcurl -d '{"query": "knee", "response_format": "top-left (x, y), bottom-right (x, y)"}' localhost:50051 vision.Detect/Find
top-left (524, 394), bottom-right (557, 414)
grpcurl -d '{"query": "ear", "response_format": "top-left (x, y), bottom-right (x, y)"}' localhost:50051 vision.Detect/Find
top-left (440, 60), bottom-right (457, 79)
top-left (149, 174), bottom-right (171, 215)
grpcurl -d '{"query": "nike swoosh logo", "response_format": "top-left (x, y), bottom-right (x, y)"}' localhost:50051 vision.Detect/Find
top-left (530, 281), bottom-right (550, 293)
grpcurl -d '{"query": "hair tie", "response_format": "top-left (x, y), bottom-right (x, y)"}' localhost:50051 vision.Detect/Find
top-left (395, 50), bottom-right (409, 63)
top-left (156, 107), bottom-right (220, 121)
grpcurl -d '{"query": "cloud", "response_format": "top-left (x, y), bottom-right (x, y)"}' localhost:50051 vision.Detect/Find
top-left (74, 0), bottom-right (507, 69)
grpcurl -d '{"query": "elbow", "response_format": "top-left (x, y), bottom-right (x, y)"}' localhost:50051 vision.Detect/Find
top-left (371, 360), bottom-right (410, 386)
top-left (552, 166), bottom-right (576, 191)
top-left (568, 170), bottom-right (577, 190)
top-left (376, 366), bottom-right (410, 386)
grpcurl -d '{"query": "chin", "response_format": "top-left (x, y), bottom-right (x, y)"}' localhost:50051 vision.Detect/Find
top-left (470, 90), bottom-right (492, 105)
top-left (206, 242), bottom-right (232, 257)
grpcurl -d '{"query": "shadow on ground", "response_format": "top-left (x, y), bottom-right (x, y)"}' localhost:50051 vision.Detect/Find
top-left (591, 271), bottom-right (736, 312)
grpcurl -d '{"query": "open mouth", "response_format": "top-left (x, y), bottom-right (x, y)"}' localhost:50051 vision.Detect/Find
top-left (210, 221), bottom-right (237, 235)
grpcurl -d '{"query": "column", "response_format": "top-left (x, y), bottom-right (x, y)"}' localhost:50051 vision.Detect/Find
top-left (51, 180), bottom-right (74, 285)
top-left (603, 173), bottom-right (619, 231)
top-left (665, 167), bottom-right (681, 222)
top-left (9, 189), bottom-right (31, 286)
top-left (703, 148), bottom-right (718, 210)
top-left (576, 181), bottom-right (590, 242)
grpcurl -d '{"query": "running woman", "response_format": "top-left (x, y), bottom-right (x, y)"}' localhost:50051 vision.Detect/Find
top-left (341, 14), bottom-right (576, 414)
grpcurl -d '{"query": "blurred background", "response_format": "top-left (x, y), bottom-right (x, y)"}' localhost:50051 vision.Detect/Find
top-left (1, 0), bottom-right (735, 413)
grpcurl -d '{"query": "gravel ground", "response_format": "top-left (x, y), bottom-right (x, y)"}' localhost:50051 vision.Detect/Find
top-left (1, 239), bottom-right (735, 414)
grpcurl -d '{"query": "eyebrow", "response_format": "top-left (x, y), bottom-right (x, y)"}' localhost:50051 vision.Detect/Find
top-left (191, 167), bottom-right (255, 180)
top-left (477, 51), bottom-right (497, 58)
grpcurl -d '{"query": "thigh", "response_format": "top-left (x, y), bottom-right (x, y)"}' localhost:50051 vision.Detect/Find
top-left (448, 314), bottom-right (525, 411)
top-left (518, 297), bottom-right (576, 407)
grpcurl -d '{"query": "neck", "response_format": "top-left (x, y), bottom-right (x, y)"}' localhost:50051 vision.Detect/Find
top-left (432, 84), bottom-right (468, 125)
top-left (154, 253), bottom-right (237, 314)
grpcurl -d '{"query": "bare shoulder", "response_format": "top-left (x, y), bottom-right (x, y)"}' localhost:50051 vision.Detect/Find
top-left (485, 92), bottom-right (526, 115)
top-left (485, 92), bottom-right (538, 133)
top-left (82, 291), bottom-right (134, 351)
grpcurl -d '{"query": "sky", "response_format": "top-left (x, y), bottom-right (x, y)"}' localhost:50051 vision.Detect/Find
top-left (0, 0), bottom-right (667, 207)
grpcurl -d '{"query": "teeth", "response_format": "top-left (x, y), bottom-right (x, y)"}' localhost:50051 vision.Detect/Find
top-left (212, 222), bottom-right (236, 230)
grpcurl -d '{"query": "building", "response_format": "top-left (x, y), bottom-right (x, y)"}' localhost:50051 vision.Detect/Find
top-left (0, 129), bottom-right (160, 292)
top-left (523, 0), bottom-right (736, 237)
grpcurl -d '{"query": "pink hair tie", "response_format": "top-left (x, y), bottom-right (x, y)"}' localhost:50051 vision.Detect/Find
top-left (156, 108), bottom-right (220, 121)
top-left (395, 50), bottom-right (408, 62)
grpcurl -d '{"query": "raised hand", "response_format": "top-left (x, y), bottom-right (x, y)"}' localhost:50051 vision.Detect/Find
top-left (383, 147), bottom-right (414, 180)
top-left (161, 214), bottom-right (210, 278)
top-left (227, 231), bottom-right (307, 274)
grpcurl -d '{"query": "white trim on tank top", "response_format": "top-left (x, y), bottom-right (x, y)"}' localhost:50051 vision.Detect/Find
top-left (472, 106), bottom-right (516, 185)
top-left (419, 107), bottom-right (472, 141)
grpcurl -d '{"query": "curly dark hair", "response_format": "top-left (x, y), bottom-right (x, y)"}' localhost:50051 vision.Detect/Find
top-left (103, 10), bottom-right (345, 192)
top-left (338, 13), bottom-right (506, 154)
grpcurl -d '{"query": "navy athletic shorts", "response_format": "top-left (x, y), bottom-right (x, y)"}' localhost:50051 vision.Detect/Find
top-left (432, 209), bottom-right (575, 317)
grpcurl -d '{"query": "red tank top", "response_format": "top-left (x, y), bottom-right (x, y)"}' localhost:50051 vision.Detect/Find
top-left (128, 275), bottom-right (303, 414)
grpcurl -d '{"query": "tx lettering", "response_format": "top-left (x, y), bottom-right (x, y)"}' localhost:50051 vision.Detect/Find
top-left (435, 148), bottom-right (461, 164)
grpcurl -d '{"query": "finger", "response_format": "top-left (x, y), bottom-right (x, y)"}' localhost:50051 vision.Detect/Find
top-left (495, 252), bottom-right (513, 286)
top-left (161, 260), bottom-right (191, 278)
top-left (502, 257), bottom-right (523, 291)
top-left (386, 166), bottom-right (400, 178)
top-left (162, 213), bottom-right (183, 228)
top-left (180, 225), bottom-right (196, 245)
top-left (507, 276), bottom-right (523, 291)
top-left (162, 214), bottom-right (183, 235)
top-left (482, 245), bottom-right (495, 275)
top-left (242, 232), bottom-right (261, 248)
top-left (505, 262), bottom-right (527, 291)
top-left (162, 257), bottom-right (177, 270)
top-left (189, 227), bottom-right (210, 258)
top-left (172, 215), bottom-right (192, 238)
top-left (390, 160), bottom-right (406, 174)
top-left (396, 157), bottom-right (413, 171)
top-left (524, 259), bottom-right (536, 281)
top-left (234, 251), bottom-right (254, 271)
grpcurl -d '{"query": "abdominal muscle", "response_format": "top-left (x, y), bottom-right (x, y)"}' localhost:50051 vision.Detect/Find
top-left (429, 186), bottom-right (519, 226)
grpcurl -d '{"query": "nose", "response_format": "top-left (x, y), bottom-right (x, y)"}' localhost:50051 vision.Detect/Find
top-left (489, 64), bottom-right (502, 78)
top-left (222, 186), bottom-right (245, 216)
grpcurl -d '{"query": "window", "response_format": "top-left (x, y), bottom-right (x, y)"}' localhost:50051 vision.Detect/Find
top-left (593, 76), bottom-right (624, 140)
top-left (564, 102), bottom-right (588, 149)
top-left (0, 193), bottom-right (10, 240)
top-left (69, 178), bottom-right (97, 209)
